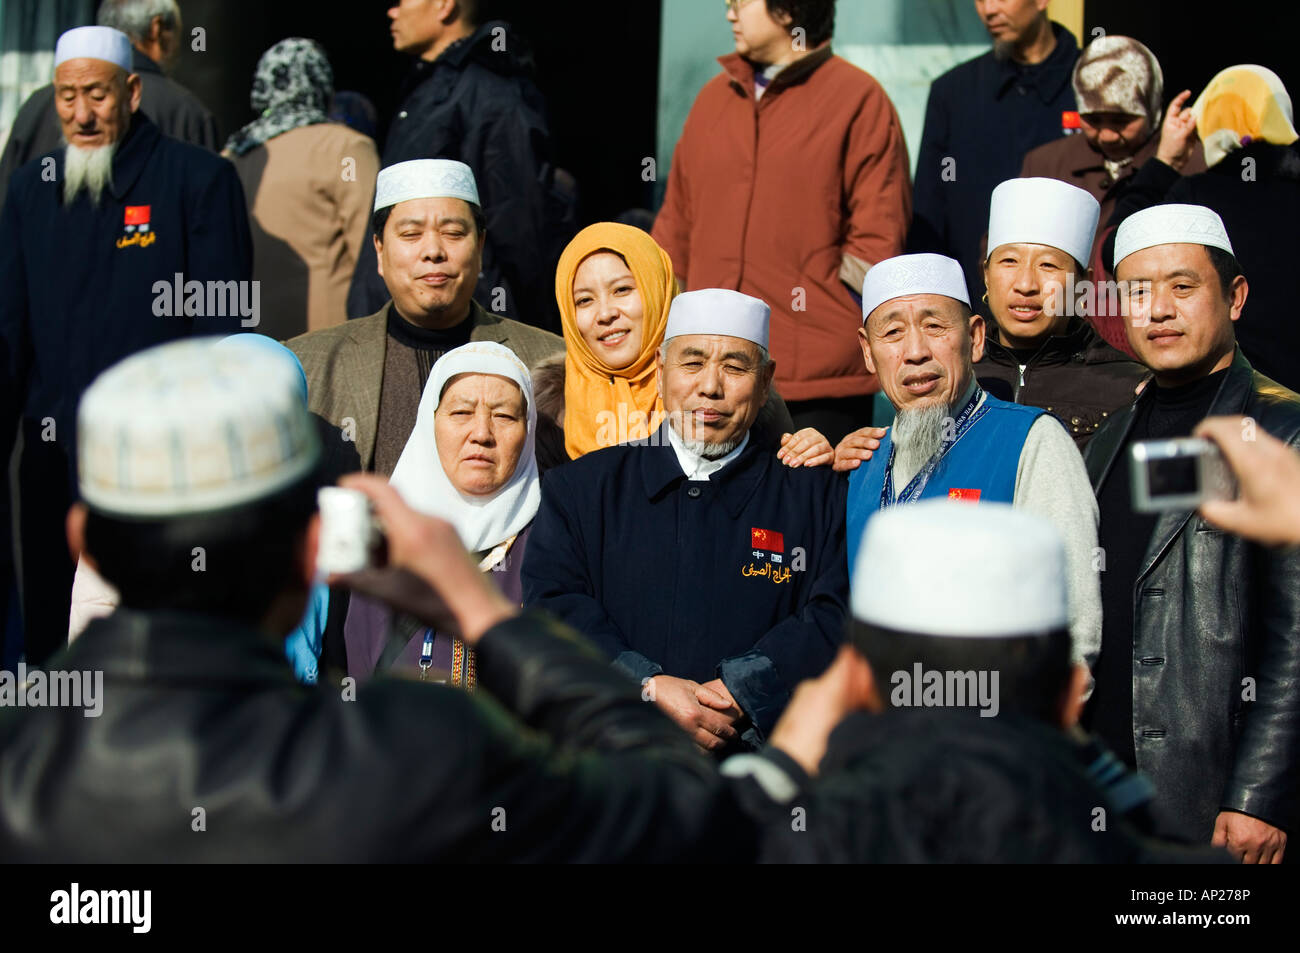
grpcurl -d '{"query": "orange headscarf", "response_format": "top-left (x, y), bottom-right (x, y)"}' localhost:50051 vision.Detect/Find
top-left (556, 223), bottom-right (677, 459)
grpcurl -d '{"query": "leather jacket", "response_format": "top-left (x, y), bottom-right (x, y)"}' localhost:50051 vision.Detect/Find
top-left (0, 607), bottom-right (756, 862)
top-left (1083, 350), bottom-right (1300, 840)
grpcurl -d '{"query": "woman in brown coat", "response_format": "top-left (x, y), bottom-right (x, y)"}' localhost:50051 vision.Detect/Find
top-left (225, 38), bottom-right (379, 339)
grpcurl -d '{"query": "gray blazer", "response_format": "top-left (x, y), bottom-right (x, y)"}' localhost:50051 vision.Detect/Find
top-left (286, 299), bottom-right (563, 471)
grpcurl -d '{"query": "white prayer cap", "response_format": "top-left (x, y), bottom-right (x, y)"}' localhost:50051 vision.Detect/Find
top-left (374, 158), bottom-right (480, 212)
top-left (78, 337), bottom-right (321, 517)
top-left (852, 501), bottom-right (1068, 638)
top-left (1113, 203), bottom-right (1235, 269)
top-left (986, 177), bottom-right (1100, 267)
top-left (54, 26), bottom-right (133, 73)
top-left (860, 253), bottom-right (970, 324)
top-left (664, 288), bottom-right (770, 352)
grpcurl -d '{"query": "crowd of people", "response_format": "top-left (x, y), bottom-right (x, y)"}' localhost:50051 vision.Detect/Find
top-left (1, 0), bottom-right (1299, 864)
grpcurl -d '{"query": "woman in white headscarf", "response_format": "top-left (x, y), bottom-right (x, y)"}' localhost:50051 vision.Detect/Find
top-left (344, 342), bottom-right (539, 686)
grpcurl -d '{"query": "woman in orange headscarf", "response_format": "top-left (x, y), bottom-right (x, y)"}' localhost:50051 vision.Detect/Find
top-left (534, 223), bottom-right (830, 469)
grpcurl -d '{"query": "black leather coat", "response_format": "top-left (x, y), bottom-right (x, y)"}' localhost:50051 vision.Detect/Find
top-left (1084, 350), bottom-right (1300, 841)
top-left (0, 608), bottom-right (756, 862)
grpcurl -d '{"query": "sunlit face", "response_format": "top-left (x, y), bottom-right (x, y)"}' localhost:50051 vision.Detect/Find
top-left (974, 0), bottom-right (1048, 45)
top-left (388, 0), bottom-right (444, 56)
top-left (1116, 243), bottom-right (1244, 386)
top-left (983, 242), bottom-right (1080, 346)
top-left (727, 0), bottom-right (794, 65)
top-left (1080, 112), bottom-right (1152, 162)
top-left (53, 59), bottom-right (139, 148)
top-left (572, 252), bottom-right (644, 370)
top-left (376, 197), bottom-right (482, 326)
top-left (657, 334), bottom-right (773, 447)
top-left (434, 373), bottom-right (528, 497)
top-left (861, 294), bottom-right (984, 411)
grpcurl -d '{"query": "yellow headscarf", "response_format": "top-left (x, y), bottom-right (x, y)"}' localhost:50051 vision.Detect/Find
top-left (1193, 65), bottom-right (1298, 167)
top-left (556, 223), bottom-right (676, 459)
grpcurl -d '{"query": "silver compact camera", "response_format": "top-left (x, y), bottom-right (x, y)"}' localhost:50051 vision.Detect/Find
top-left (316, 487), bottom-right (383, 575)
top-left (1130, 437), bottom-right (1235, 513)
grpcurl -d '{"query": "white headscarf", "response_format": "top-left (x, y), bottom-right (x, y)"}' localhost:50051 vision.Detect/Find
top-left (390, 342), bottom-right (540, 553)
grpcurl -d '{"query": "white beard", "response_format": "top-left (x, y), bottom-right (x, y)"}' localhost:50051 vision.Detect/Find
top-left (891, 402), bottom-right (951, 489)
top-left (680, 434), bottom-right (743, 459)
top-left (63, 142), bottom-right (116, 205)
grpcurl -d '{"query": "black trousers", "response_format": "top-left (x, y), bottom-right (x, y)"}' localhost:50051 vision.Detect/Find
top-left (17, 433), bottom-right (75, 666)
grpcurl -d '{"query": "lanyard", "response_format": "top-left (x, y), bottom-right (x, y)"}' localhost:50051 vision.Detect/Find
top-left (881, 387), bottom-right (988, 509)
top-left (418, 630), bottom-right (434, 680)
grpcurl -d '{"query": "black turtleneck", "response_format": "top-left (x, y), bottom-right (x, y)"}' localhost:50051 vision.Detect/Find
top-left (1086, 367), bottom-right (1231, 766)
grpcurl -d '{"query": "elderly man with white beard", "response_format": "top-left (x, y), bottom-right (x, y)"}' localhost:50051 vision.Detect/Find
top-left (836, 253), bottom-right (1102, 673)
top-left (0, 25), bottom-right (251, 665)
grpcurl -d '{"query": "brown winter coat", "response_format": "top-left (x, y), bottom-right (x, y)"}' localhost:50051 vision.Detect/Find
top-left (653, 46), bottom-right (911, 402)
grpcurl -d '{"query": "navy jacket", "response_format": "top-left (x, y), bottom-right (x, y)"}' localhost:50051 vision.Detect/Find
top-left (522, 426), bottom-right (849, 739)
top-left (908, 22), bottom-right (1078, 301)
top-left (348, 20), bottom-right (572, 331)
top-left (0, 112), bottom-right (252, 483)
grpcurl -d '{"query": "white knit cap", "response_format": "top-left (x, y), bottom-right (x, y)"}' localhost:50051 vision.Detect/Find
top-left (861, 253), bottom-right (970, 324)
top-left (852, 500), bottom-right (1068, 637)
top-left (987, 177), bottom-right (1100, 267)
top-left (54, 26), bottom-right (133, 73)
top-left (1113, 203), bottom-right (1235, 268)
top-left (78, 337), bottom-right (321, 516)
top-left (374, 159), bottom-right (480, 212)
top-left (664, 288), bottom-right (770, 352)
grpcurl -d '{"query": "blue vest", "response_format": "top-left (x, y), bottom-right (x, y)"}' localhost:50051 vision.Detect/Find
top-left (846, 393), bottom-right (1046, 572)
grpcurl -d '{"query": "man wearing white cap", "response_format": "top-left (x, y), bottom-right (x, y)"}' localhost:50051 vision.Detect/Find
top-left (0, 23), bottom-right (251, 665)
top-left (837, 252), bottom-right (1101, 674)
top-left (974, 177), bottom-right (1147, 448)
top-left (287, 158), bottom-right (561, 478)
top-left (524, 288), bottom-right (849, 752)
top-left (727, 501), bottom-right (1222, 862)
top-left (1084, 203), bottom-right (1300, 861)
top-left (0, 0), bottom-right (219, 205)
top-left (0, 337), bottom-right (760, 862)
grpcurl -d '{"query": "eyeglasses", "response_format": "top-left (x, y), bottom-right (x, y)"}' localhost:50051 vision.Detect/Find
top-left (724, 0), bottom-right (759, 13)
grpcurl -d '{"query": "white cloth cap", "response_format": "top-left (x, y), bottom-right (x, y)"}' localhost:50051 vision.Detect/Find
top-left (1113, 203), bottom-right (1235, 268)
top-left (987, 177), bottom-right (1100, 267)
top-left (852, 500), bottom-right (1068, 638)
top-left (664, 288), bottom-right (770, 352)
top-left (54, 26), bottom-right (133, 73)
top-left (389, 341), bottom-right (540, 553)
top-left (374, 159), bottom-right (480, 212)
top-left (861, 253), bottom-right (970, 324)
top-left (78, 337), bottom-right (320, 517)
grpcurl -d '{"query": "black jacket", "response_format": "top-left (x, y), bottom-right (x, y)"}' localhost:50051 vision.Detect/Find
top-left (976, 318), bottom-right (1149, 448)
top-left (738, 708), bottom-right (1227, 862)
top-left (0, 608), bottom-right (756, 862)
top-left (348, 21), bottom-right (573, 332)
top-left (907, 22), bottom-right (1078, 301)
top-left (1104, 143), bottom-right (1300, 393)
top-left (0, 48), bottom-right (219, 210)
top-left (1084, 350), bottom-right (1300, 841)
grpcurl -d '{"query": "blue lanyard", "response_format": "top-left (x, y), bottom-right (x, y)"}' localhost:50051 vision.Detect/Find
top-left (881, 386), bottom-right (988, 509)
top-left (418, 629), bottom-right (434, 679)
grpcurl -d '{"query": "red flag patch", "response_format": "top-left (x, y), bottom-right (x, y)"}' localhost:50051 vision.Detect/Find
top-left (1061, 110), bottom-right (1081, 131)
top-left (751, 527), bottom-right (784, 552)
top-left (124, 205), bottom-right (151, 226)
top-left (948, 488), bottom-right (982, 502)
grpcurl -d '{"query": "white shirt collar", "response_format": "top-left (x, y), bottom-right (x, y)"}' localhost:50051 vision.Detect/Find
top-left (667, 425), bottom-right (750, 481)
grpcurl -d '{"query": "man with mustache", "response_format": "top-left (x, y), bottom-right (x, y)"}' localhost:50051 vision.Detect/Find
top-left (0, 25), bottom-right (251, 666)
top-left (1084, 204), bottom-right (1300, 862)
top-left (288, 159), bottom-right (562, 479)
top-left (839, 253), bottom-right (1101, 674)
top-left (523, 290), bottom-right (848, 753)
